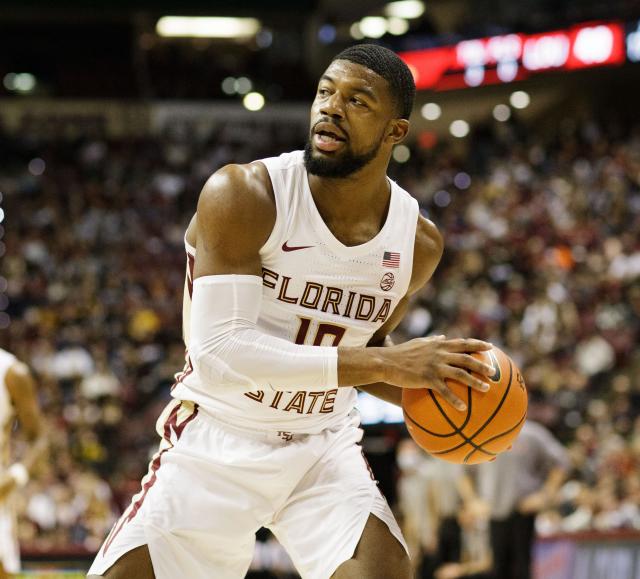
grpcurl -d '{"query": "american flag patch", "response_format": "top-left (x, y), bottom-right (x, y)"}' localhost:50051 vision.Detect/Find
top-left (382, 251), bottom-right (400, 268)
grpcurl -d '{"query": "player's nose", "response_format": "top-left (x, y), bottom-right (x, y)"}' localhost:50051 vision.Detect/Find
top-left (320, 92), bottom-right (345, 119)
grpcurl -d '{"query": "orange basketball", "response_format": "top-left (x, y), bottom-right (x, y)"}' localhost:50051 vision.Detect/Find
top-left (402, 346), bottom-right (527, 465)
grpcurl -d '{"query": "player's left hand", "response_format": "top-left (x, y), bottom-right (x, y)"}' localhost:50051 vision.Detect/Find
top-left (0, 473), bottom-right (17, 503)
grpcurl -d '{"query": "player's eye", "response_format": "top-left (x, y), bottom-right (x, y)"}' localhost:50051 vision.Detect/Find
top-left (317, 87), bottom-right (331, 97)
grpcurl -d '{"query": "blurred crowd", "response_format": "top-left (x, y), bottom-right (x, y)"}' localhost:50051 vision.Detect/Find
top-left (0, 109), bottom-right (639, 573)
top-left (393, 115), bottom-right (640, 577)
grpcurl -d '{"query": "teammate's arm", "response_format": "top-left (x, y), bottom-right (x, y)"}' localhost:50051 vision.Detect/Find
top-left (357, 216), bottom-right (494, 409)
top-left (192, 168), bottom-right (493, 407)
top-left (0, 361), bottom-right (46, 501)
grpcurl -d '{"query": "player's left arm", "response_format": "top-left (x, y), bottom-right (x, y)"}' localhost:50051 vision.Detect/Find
top-left (2, 361), bottom-right (47, 495)
top-left (358, 215), bottom-right (444, 406)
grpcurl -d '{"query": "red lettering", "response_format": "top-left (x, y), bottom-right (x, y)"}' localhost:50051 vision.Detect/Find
top-left (342, 291), bottom-right (356, 318)
top-left (284, 391), bottom-right (306, 413)
top-left (306, 391), bottom-right (325, 413)
top-left (262, 267), bottom-right (279, 289)
top-left (355, 295), bottom-right (376, 321)
top-left (278, 276), bottom-right (298, 304)
top-left (314, 324), bottom-right (346, 346)
top-left (320, 389), bottom-right (338, 413)
top-left (270, 391), bottom-right (284, 409)
top-left (300, 282), bottom-right (323, 309)
top-left (295, 317), bottom-right (347, 347)
top-left (295, 317), bottom-right (312, 345)
top-left (244, 391), bottom-right (265, 403)
top-left (372, 298), bottom-right (392, 323)
top-left (321, 287), bottom-right (343, 315)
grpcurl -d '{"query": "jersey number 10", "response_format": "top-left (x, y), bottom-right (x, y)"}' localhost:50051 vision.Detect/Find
top-left (294, 317), bottom-right (346, 347)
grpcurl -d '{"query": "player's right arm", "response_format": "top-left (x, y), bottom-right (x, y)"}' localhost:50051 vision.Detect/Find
top-left (191, 165), bottom-right (487, 398)
top-left (192, 163), bottom-right (275, 279)
top-left (194, 163), bottom-right (350, 394)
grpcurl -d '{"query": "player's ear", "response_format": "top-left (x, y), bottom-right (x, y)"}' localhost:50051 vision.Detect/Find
top-left (386, 118), bottom-right (409, 145)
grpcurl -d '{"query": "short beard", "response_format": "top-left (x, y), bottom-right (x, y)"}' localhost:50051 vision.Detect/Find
top-left (303, 139), bottom-right (381, 178)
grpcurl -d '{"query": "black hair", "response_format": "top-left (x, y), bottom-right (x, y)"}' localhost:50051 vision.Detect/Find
top-left (332, 44), bottom-right (416, 120)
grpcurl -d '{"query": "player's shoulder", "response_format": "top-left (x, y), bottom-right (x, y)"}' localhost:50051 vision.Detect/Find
top-left (197, 161), bottom-right (276, 233)
top-left (408, 215), bottom-right (444, 293)
top-left (201, 161), bottom-right (274, 210)
top-left (415, 214), bottom-right (444, 256)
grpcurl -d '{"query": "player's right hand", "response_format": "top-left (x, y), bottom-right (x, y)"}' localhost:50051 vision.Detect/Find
top-left (384, 336), bottom-right (494, 411)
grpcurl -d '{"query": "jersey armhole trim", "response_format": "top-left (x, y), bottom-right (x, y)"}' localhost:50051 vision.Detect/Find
top-left (257, 159), bottom-right (287, 258)
top-left (400, 197), bottom-right (421, 301)
top-left (183, 159), bottom-right (287, 259)
top-left (184, 235), bottom-right (196, 254)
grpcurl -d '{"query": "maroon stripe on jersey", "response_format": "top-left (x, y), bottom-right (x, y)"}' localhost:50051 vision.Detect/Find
top-left (187, 252), bottom-right (195, 299)
top-left (102, 401), bottom-right (199, 555)
top-left (174, 350), bottom-right (190, 382)
top-left (171, 352), bottom-right (193, 392)
top-left (359, 445), bottom-right (377, 483)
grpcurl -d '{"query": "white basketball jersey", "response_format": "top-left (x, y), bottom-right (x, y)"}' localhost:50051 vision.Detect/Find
top-left (0, 349), bottom-right (16, 463)
top-left (172, 150), bottom-right (419, 433)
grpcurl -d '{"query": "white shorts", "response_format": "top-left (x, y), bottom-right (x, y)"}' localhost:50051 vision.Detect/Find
top-left (88, 399), bottom-right (407, 579)
top-left (0, 503), bottom-right (19, 574)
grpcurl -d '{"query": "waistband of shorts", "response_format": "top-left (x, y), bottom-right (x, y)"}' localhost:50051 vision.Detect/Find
top-left (195, 405), bottom-right (359, 444)
top-left (196, 407), bottom-right (313, 443)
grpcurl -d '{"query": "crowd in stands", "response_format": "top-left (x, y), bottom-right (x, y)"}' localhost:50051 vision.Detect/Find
top-left (1, 109), bottom-right (639, 574)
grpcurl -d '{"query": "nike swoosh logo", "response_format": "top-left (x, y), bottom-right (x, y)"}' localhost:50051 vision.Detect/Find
top-left (487, 350), bottom-right (501, 382)
top-left (282, 241), bottom-right (314, 252)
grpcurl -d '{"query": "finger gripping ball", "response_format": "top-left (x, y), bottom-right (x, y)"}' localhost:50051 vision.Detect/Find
top-left (402, 346), bottom-right (527, 464)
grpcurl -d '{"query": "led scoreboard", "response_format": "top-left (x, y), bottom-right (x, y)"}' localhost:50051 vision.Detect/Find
top-left (399, 21), bottom-right (636, 91)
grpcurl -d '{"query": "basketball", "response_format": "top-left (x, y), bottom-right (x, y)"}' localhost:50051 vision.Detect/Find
top-left (402, 346), bottom-right (527, 465)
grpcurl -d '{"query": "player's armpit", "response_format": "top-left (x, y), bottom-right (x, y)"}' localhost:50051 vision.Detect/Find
top-left (193, 162), bottom-right (276, 279)
top-left (357, 383), bottom-right (402, 406)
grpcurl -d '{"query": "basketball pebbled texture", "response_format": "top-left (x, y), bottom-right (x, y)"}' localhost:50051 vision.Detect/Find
top-left (402, 346), bottom-right (528, 465)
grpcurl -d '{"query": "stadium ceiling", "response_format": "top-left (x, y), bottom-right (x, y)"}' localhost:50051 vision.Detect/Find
top-left (5, 0), bottom-right (638, 44)
top-left (1, 0), bottom-right (317, 17)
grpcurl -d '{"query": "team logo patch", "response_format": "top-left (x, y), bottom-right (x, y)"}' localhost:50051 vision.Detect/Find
top-left (380, 272), bottom-right (395, 291)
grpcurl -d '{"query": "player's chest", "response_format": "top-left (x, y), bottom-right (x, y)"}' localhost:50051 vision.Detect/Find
top-left (259, 252), bottom-right (405, 346)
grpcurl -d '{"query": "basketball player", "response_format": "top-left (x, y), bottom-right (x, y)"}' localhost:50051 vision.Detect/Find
top-left (88, 44), bottom-right (496, 579)
top-left (0, 348), bottom-right (46, 578)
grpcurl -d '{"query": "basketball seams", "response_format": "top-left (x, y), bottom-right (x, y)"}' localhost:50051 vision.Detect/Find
top-left (463, 410), bottom-right (528, 463)
top-left (435, 357), bottom-right (514, 462)
top-left (430, 355), bottom-right (513, 454)
top-left (406, 354), bottom-right (520, 464)
top-left (404, 407), bottom-right (496, 460)
top-left (462, 355), bottom-right (514, 449)
top-left (426, 384), bottom-right (473, 436)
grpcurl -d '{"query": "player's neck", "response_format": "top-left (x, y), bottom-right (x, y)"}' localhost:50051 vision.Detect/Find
top-left (307, 165), bottom-right (390, 223)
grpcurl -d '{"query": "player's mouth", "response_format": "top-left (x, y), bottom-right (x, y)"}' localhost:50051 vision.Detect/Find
top-left (313, 123), bottom-right (347, 152)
